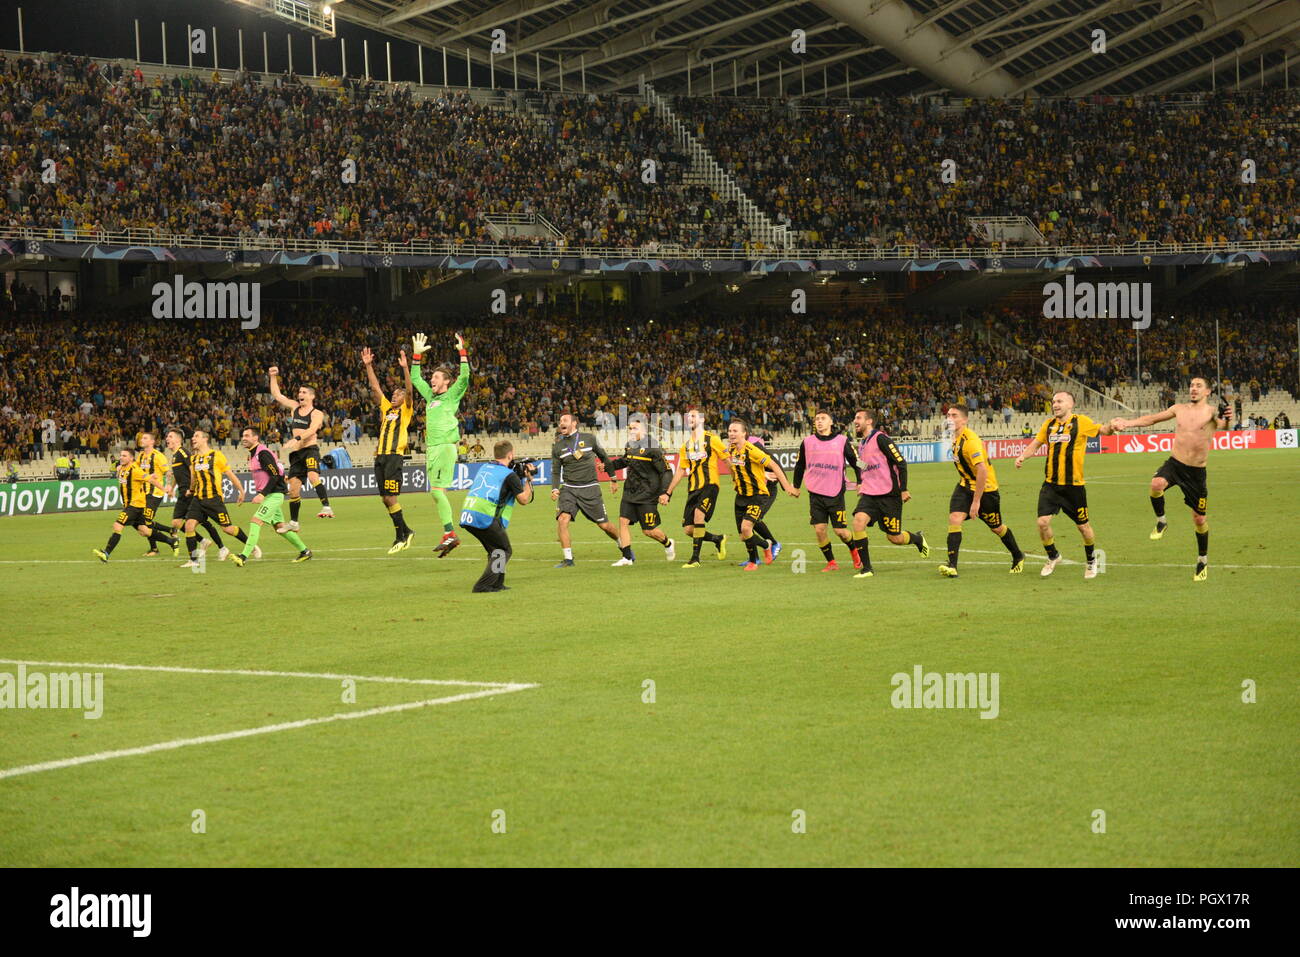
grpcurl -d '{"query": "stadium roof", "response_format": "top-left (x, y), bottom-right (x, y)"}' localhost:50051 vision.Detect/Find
top-left (329, 0), bottom-right (1300, 97)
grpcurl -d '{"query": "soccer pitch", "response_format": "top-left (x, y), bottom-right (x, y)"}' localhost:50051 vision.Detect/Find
top-left (1, 449), bottom-right (1295, 867)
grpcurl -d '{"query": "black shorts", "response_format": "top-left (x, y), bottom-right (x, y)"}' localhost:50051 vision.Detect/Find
top-left (374, 454), bottom-right (404, 496)
top-left (556, 484), bottom-right (608, 523)
top-left (115, 505), bottom-right (147, 528)
top-left (854, 492), bottom-right (904, 535)
top-left (1037, 483), bottom-right (1089, 525)
top-left (171, 494), bottom-right (192, 524)
top-left (185, 496), bottom-right (233, 527)
top-left (759, 485), bottom-right (778, 516)
top-left (808, 491), bottom-right (848, 528)
top-left (143, 493), bottom-right (162, 524)
top-left (734, 494), bottom-right (767, 527)
top-left (949, 485), bottom-right (1004, 531)
top-left (683, 483), bottom-right (719, 526)
top-left (1154, 457), bottom-right (1208, 515)
top-left (620, 498), bottom-right (661, 530)
top-left (288, 446), bottom-right (321, 481)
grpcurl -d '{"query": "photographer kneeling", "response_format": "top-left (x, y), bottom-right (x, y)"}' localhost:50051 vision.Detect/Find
top-left (458, 440), bottom-right (534, 593)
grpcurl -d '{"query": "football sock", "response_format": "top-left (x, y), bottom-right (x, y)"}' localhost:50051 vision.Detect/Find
top-left (1150, 489), bottom-right (1166, 519)
top-left (242, 522), bottom-right (263, 557)
top-left (895, 530), bottom-right (912, 546)
top-left (233, 528), bottom-right (248, 544)
top-left (202, 519), bottom-right (224, 547)
top-left (290, 496), bottom-right (302, 521)
top-left (1043, 537), bottom-right (1060, 560)
top-left (947, 525), bottom-right (962, 567)
top-left (911, 531), bottom-right (925, 552)
top-left (1083, 536), bottom-right (1096, 563)
top-left (852, 533), bottom-right (871, 570)
top-left (754, 520), bottom-right (775, 542)
top-left (997, 526), bottom-right (1023, 559)
top-left (562, 547), bottom-right (573, 560)
top-left (703, 531), bottom-right (722, 545)
top-left (620, 545), bottom-right (634, 560)
top-left (431, 488), bottom-right (453, 531)
top-left (186, 533), bottom-right (200, 558)
top-left (1196, 524), bottom-right (1209, 558)
top-left (387, 502), bottom-right (409, 535)
top-left (104, 532), bottom-right (121, 555)
top-left (311, 480), bottom-right (330, 506)
top-left (819, 542), bottom-right (835, 561)
top-left (149, 529), bottom-right (175, 548)
top-left (283, 530), bottom-right (307, 551)
top-left (690, 535), bottom-right (704, 561)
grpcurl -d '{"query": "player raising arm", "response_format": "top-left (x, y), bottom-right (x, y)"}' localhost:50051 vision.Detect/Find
top-left (269, 365), bottom-right (334, 524)
top-left (1112, 376), bottom-right (1228, 581)
top-left (363, 346), bottom-right (416, 554)
top-left (410, 332), bottom-right (470, 557)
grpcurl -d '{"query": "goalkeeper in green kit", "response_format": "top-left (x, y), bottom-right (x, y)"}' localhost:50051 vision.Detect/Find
top-left (411, 331), bottom-right (470, 556)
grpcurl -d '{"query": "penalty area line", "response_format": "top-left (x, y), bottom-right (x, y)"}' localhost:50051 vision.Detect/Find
top-left (0, 683), bottom-right (537, 781)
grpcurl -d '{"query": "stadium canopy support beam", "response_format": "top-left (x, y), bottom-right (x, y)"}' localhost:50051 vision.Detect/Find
top-left (1007, 0), bottom-right (1199, 96)
top-left (810, 0), bottom-right (1016, 97)
top-left (509, 0), bottom-right (686, 59)
top-left (381, 0), bottom-right (463, 28)
top-left (421, 0), bottom-right (575, 49)
top-left (598, 18), bottom-right (841, 93)
top-left (1072, 4), bottom-right (1295, 95)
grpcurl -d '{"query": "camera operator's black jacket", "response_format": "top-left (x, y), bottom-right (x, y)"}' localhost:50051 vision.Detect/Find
top-left (607, 437), bottom-right (673, 505)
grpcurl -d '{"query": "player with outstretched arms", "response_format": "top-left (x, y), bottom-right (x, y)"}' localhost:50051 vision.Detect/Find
top-left (666, 409), bottom-right (730, 568)
top-left (363, 345), bottom-right (416, 554)
top-left (268, 366), bottom-right (334, 525)
top-left (605, 414), bottom-right (675, 565)
top-left (1015, 391), bottom-right (1118, 579)
top-left (792, 411), bottom-right (861, 572)
top-left (410, 332), bottom-right (470, 557)
top-left (1111, 376), bottom-right (1228, 581)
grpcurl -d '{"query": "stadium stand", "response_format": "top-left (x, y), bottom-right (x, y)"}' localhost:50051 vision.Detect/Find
top-left (2, 301), bottom-right (1295, 478)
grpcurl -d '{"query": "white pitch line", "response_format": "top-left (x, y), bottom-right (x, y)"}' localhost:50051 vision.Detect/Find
top-left (0, 685), bottom-right (536, 781)
top-left (0, 659), bottom-right (534, 690)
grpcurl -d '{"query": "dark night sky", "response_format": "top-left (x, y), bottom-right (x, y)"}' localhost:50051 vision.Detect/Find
top-left (0, 0), bottom-right (496, 86)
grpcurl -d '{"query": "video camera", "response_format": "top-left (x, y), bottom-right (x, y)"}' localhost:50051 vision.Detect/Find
top-left (511, 457), bottom-right (538, 481)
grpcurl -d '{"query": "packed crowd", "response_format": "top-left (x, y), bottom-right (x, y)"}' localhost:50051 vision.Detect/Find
top-left (1000, 302), bottom-right (1297, 400)
top-left (674, 92), bottom-right (1300, 247)
top-left (0, 52), bottom-right (741, 249)
top-left (5, 299), bottom-right (1294, 466)
top-left (4, 50), bottom-right (1298, 252)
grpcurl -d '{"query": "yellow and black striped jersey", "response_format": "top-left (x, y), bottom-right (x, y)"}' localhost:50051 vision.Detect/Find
top-left (190, 449), bottom-right (231, 499)
top-left (727, 441), bottom-right (773, 497)
top-left (952, 427), bottom-right (999, 492)
top-left (135, 448), bottom-right (169, 495)
top-left (678, 431), bottom-right (728, 493)
top-left (1034, 414), bottom-right (1100, 486)
top-left (377, 396), bottom-right (414, 455)
top-left (116, 462), bottom-right (151, 508)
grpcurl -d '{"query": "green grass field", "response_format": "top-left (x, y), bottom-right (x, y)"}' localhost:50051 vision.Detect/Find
top-left (1, 449), bottom-right (1296, 867)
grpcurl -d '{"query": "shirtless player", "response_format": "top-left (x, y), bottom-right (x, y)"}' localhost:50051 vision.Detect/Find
top-left (1112, 377), bottom-right (1230, 581)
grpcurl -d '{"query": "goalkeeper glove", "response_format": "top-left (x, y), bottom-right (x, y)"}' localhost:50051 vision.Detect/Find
top-left (411, 333), bottom-right (429, 362)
